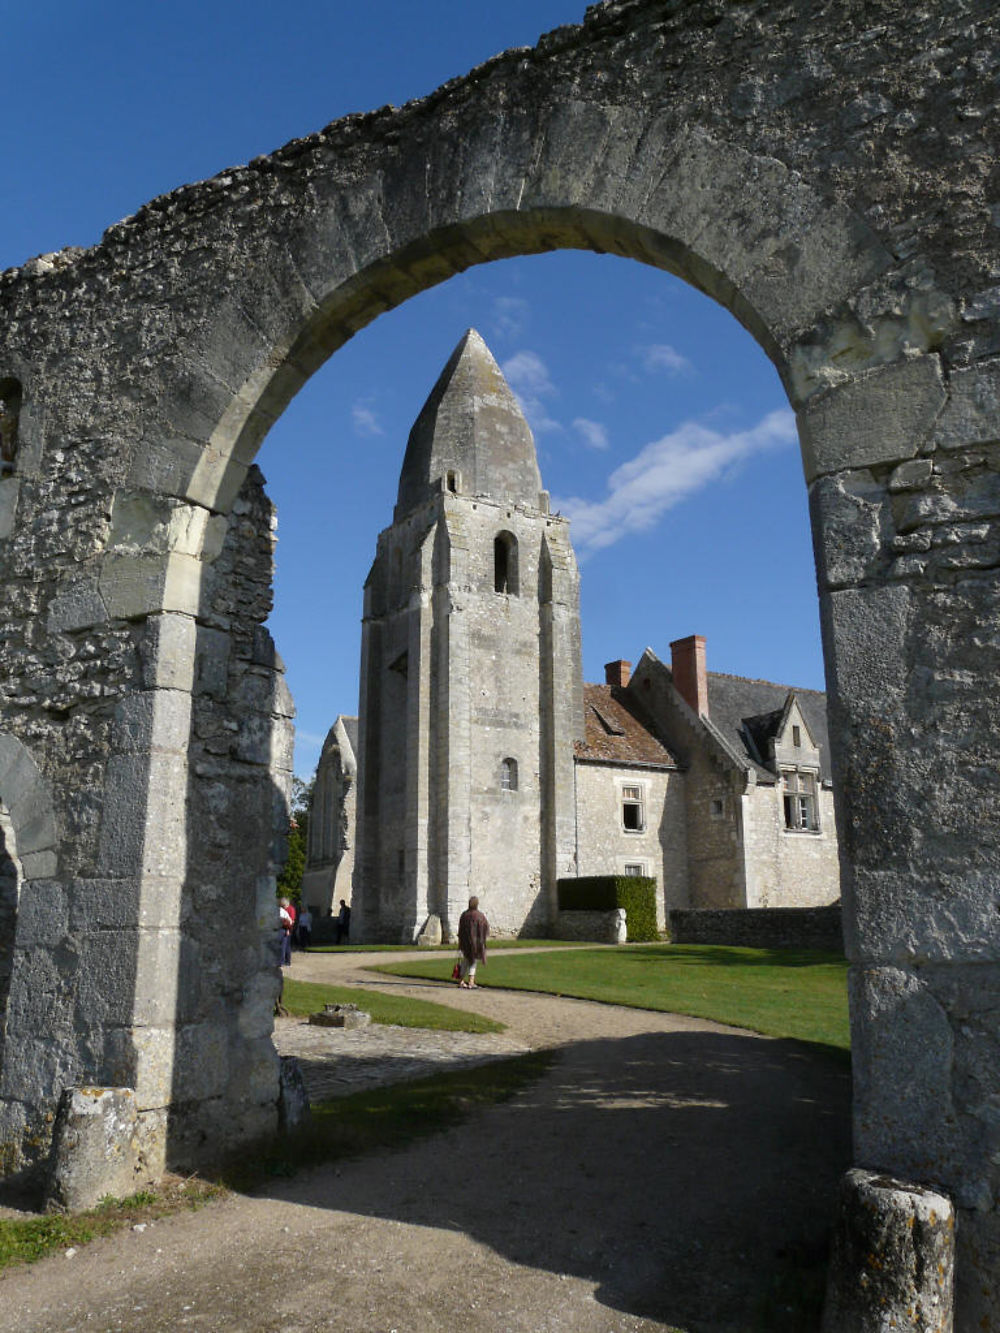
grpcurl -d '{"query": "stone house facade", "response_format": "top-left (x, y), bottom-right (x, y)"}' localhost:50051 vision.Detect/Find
top-left (309, 331), bottom-right (840, 940)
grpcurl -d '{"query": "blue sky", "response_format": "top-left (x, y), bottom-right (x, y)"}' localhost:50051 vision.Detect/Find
top-left (2, 1), bottom-right (824, 779)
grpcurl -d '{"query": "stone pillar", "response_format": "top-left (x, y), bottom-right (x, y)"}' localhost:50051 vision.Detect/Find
top-left (804, 354), bottom-right (1000, 1328)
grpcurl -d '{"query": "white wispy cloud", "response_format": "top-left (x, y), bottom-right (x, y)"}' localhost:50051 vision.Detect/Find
top-left (641, 343), bottom-right (694, 377)
top-left (501, 349), bottom-right (562, 434)
top-left (491, 295), bottom-right (530, 340)
top-left (352, 400), bottom-right (383, 437)
top-left (573, 417), bottom-right (609, 450)
top-left (554, 409), bottom-right (797, 554)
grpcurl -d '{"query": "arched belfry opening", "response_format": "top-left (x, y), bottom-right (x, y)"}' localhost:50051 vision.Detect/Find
top-left (0, 1), bottom-right (995, 1318)
top-left (494, 531), bottom-right (519, 595)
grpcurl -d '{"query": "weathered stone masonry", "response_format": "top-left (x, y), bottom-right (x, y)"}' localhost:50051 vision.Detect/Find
top-left (0, 0), bottom-right (996, 1323)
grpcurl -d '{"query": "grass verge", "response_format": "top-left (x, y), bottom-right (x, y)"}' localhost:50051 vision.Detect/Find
top-left (222, 1050), bottom-right (555, 1191)
top-left (0, 1177), bottom-right (222, 1272)
top-left (376, 944), bottom-right (850, 1054)
top-left (281, 978), bottom-right (505, 1033)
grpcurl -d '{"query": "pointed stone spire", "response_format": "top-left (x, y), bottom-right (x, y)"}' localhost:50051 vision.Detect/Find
top-left (395, 329), bottom-right (543, 519)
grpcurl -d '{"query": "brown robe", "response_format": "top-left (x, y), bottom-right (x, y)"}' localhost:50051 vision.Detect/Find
top-left (457, 908), bottom-right (489, 963)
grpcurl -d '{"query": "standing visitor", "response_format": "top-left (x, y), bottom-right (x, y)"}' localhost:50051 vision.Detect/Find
top-left (278, 898), bottom-right (294, 967)
top-left (457, 896), bottom-right (489, 989)
top-left (297, 905), bottom-right (313, 951)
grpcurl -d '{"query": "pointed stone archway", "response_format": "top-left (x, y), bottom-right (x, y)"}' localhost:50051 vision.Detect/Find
top-left (0, 0), bottom-right (997, 1321)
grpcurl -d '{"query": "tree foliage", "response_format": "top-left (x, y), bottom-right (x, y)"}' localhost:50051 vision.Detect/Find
top-left (276, 773), bottom-right (314, 904)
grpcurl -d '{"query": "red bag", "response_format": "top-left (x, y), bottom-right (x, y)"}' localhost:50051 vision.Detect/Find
top-left (451, 961), bottom-right (462, 981)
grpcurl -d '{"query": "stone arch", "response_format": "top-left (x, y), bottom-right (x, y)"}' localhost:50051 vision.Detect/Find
top-left (0, 0), bottom-right (996, 1318)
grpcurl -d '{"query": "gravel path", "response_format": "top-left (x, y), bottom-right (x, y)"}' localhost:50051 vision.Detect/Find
top-left (1, 948), bottom-right (851, 1332)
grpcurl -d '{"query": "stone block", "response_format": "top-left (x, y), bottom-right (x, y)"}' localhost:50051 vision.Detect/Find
top-left (846, 865), bottom-right (1000, 963)
top-left (194, 626), bottom-right (231, 699)
top-left (130, 928), bottom-right (182, 1027)
top-left (798, 357), bottom-right (946, 481)
top-left (46, 579), bottom-right (109, 633)
top-left (277, 1056), bottom-right (310, 1134)
top-left (69, 878), bottom-right (141, 932)
top-left (822, 1168), bottom-right (954, 1333)
top-left (76, 930), bottom-right (141, 1026)
top-left (173, 1021), bottom-right (230, 1102)
top-left (111, 688), bottom-right (192, 757)
top-left (98, 752), bottom-right (188, 879)
top-left (19, 848), bottom-right (58, 880)
top-left (14, 879), bottom-right (68, 946)
top-left (821, 583), bottom-right (913, 717)
top-left (309, 1003), bottom-right (371, 1029)
top-left (850, 964), bottom-right (998, 1211)
top-left (935, 361), bottom-right (1000, 450)
top-left (416, 913), bottom-right (442, 946)
top-left (0, 734), bottom-right (43, 807)
top-left (132, 1025), bottom-right (177, 1109)
top-left (139, 612), bottom-right (197, 692)
top-left (810, 470), bottom-right (891, 590)
top-left (46, 1087), bottom-right (141, 1212)
top-left (0, 477), bottom-right (20, 540)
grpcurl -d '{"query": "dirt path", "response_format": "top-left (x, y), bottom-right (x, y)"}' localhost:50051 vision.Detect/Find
top-left (1, 950), bottom-right (851, 1332)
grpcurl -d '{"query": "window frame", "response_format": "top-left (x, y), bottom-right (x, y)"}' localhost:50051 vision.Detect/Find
top-left (781, 768), bottom-right (820, 833)
top-left (621, 783), bottom-right (645, 834)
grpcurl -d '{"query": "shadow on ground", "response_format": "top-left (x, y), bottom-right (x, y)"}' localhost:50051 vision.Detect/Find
top-left (266, 1027), bottom-right (850, 1331)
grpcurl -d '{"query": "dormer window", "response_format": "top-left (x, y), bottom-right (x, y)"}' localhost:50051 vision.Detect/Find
top-left (782, 770), bottom-right (819, 832)
top-left (494, 531), bottom-right (519, 595)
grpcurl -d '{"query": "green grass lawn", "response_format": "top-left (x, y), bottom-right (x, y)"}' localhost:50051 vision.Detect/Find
top-left (376, 944), bottom-right (850, 1054)
top-left (281, 977), bottom-right (505, 1033)
top-left (307, 938), bottom-right (583, 953)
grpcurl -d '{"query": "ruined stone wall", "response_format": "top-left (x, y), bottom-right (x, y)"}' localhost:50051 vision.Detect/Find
top-left (0, 0), bottom-right (995, 1315)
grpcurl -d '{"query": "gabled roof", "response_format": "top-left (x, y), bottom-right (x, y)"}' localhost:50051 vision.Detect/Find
top-left (706, 673), bottom-right (832, 783)
top-left (575, 683), bottom-right (680, 769)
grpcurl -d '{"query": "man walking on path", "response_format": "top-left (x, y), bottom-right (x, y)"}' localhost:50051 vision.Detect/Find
top-left (457, 896), bottom-right (489, 988)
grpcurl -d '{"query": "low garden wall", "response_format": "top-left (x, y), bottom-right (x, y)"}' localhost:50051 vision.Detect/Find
top-left (668, 905), bottom-right (843, 952)
top-left (553, 909), bottom-right (627, 944)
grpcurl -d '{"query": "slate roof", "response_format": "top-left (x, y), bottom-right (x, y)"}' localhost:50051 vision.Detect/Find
top-left (575, 684), bottom-right (680, 768)
top-left (705, 673), bottom-right (833, 783)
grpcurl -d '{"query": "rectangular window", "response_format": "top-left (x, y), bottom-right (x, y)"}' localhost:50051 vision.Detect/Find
top-left (792, 724), bottom-right (802, 747)
top-left (624, 863), bottom-right (644, 877)
top-left (782, 771), bottom-right (819, 831)
top-left (710, 797), bottom-right (725, 818)
top-left (622, 784), bottom-right (645, 832)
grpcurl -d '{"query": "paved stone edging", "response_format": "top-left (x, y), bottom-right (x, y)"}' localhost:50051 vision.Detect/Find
top-left (273, 1015), bottom-right (530, 1102)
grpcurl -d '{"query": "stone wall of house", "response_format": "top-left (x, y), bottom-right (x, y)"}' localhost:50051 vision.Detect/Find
top-left (574, 763), bottom-right (687, 931)
top-left (741, 784), bottom-right (841, 909)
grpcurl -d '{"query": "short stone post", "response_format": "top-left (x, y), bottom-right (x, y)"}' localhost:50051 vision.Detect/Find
top-left (822, 1168), bottom-right (954, 1332)
top-left (46, 1087), bottom-right (141, 1212)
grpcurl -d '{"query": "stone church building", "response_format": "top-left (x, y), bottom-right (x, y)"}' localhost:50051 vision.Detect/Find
top-left (305, 330), bottom-right (840, 940)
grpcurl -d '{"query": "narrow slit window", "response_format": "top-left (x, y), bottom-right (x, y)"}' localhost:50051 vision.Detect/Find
top-left (500, 757), bottom-right (518, 791)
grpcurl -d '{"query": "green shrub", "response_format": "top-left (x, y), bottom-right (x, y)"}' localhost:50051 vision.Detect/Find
top-left (557, 875), bottom-right (658, 942)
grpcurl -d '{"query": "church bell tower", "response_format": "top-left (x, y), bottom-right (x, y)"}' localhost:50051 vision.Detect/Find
top-left (353, 330), bottom-right (584, 942)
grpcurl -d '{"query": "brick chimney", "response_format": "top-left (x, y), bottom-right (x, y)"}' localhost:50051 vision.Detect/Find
top-left (604, 659), bottom-right (632, 688)
top-left (670, 635), bottom-right (708, 716)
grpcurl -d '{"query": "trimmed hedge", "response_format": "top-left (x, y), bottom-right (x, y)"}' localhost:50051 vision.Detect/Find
top-left (557, 875), bottom-right (659, 942)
